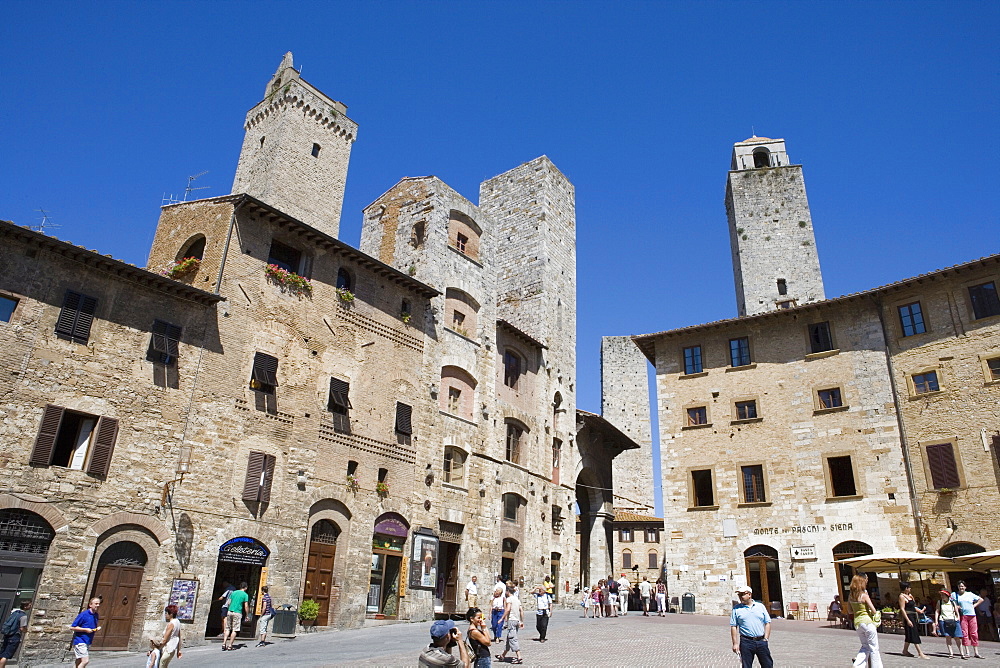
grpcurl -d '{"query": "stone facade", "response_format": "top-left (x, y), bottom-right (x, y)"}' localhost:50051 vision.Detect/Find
top-left (609, 511), bottom-right (664, 595)
top-left (726, 137), bottom-right (825, 316)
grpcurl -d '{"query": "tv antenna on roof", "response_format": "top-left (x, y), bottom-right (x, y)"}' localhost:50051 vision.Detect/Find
top-left (30, 208), bottom-right (61, 233)
top-left (183, 171), bottom-right (210, 201)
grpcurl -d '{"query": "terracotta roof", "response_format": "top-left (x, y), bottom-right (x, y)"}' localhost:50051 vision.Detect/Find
top-left (736, 136), bottom-right (781, 145)
top-left (613, 510), bottom-right (663, 523)
top-left (631, 253), bottom-right (1000, 361)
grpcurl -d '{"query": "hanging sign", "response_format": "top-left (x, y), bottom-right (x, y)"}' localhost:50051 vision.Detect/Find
top-left (168, 579), bottom-right (199, 621)
top-left (409, 532), bottom-right (439, 590)
top-left (790, 545), bottom-right (817, 560)
top-left (219, 537), bottom-right (269, 566)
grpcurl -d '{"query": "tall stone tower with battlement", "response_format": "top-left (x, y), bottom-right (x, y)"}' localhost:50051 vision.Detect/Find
top-left (725, 136), bottom-right (824, 316)
top-left (232, 52), bottom-right (357, 238)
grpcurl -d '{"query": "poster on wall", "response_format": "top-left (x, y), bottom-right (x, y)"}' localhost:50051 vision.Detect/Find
top-left (168, 579), bottom-right (199, 621)
top-left (409, 532), bottom-right (439, 589)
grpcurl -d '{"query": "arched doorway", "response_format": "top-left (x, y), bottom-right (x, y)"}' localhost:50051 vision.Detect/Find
top-left (550, 552), bottom-right (561, 604)
top-left (206, 537), bottom-right (269, 639)
top-left (90, 541), bottom-right (147, 650)
top-left (369, 513), bottom-right (408, 618)
top-left (833, 541), bottom-right (876, 602)
top-left (0, 509), bottom-right (55, 621)
top-left (576, 467), bottom-right (610, 589)
top-left (501, 538), bottom-right (519, 583)
top-left (744, 545), bottom-right (783, 616)
top-left (305, 520), bottom-right (340, 626)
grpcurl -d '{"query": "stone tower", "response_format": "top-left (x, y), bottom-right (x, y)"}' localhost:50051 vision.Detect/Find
top-left (600, 336), bottom-right (654, 512)
top-left (725, 136), bottom-right (824, 316)
top-left (232, 52), bottom-right (357, 238)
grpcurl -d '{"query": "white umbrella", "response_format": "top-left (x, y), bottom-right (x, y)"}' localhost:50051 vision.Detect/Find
top-left (836, 551), bottom-right (959, 573)
top-left (952, 550), bottom-right (1000, 570)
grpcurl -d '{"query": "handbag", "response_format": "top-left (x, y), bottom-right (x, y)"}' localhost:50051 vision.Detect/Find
top-left (871, 609), bottom-right (881, 625)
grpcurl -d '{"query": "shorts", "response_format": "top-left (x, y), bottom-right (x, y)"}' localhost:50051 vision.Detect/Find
top-left (73, 642), bottom-right (91, 659)
top-left (1, 634), bottom-right (23, 659)
top-left (257, 612), bottom-right (274, 635)
top-left (226, 610), bottom-right (242, 634)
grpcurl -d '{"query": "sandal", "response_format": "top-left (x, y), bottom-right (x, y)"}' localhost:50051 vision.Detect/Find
top-left (511, 660), bottom-right (523, 665)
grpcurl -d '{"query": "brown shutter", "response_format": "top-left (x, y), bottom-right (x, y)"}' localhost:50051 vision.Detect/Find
top-left (54, 291), bottom-right (81, 338)
top-left (395, 402), bottom-right (412, 435)
top-left (259, 454), bottom-right (276, 503)
top-left (86, 416), bottom-right (119, 477)
top-left (243, 451), bottom-right (266, 501)
top-left (29, 405), bottom-right (64, 466)
top-left (55, 291), bottom-right (98, 343)
top-left (74, 295), bottom-right (98, 342)
top-left (329, 378), bottom-right (351, 409)
top-left (926, 443), bottom-right (961, 489)
top-left (251, 353), bottom-right (279, 386)
top-left (150, 320), bottom-right (182, 364)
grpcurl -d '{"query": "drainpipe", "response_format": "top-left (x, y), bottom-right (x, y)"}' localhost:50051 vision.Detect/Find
top-left (871, 295), bottom-right (926, 552)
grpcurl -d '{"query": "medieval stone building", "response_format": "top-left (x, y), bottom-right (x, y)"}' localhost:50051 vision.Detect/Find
top-left (631, 137), bottom-right (1000, 616)
top-left (0, 53), bottom-right (641, 663)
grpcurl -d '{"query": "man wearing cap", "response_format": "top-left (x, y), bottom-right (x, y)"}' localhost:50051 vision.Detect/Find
top-left (730, 585), bottom-right (773, 668)
top-left (418, 619), bottom-right (470, 667)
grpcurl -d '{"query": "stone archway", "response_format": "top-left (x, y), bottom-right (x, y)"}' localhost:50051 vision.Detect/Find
top-left (576, 467), bottom-right (612, 588)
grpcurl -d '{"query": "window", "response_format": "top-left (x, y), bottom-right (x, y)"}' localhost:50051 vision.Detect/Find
top-left (645, 528), bottom-right (659, 543)
top-left (148, 320), bottom-right (182, 366)
top-left (734, 400), bottom-right (758, 421)
top-left (267, 239), bottom-right (302, 273)
top-left (445, 288), bottom-right (479, 337)
top-left (551, 505), bottom-right (564, 533)
top-left (987, 357), bottom-right (1000, 382)
top-left (969, 281), bottom-right (1000, 319)
top-left (777, 278), bottom-right (787, 296)
top-left (505, 423), bottom-right (523, 464)
top-left (925, 442), bottom-right (961, 490)
top-left (647, 550), bottom-right (658, 569)
top-left (683, 346), bottom-right (703, 375)
top-left (502, 493), bottom-right (523, 523)
top-left (411, 222), bottom-right (425, 247)
top-left (827, 456), bottom-right (857, 497)
top-left (912, 371), bottom-right (940, 394)
top-left (443, 447), bottom-right (466, 485)
top-left (691, 469), bottom-right (715, 507)
top-left (242, 451), bottom-right (276, 503)
top-left (447, 387), bottom-right (462, 414)
top-left (394, 402), bottom-right (412, 445)
top-left (29, 405), bottom-right (119, 476)
top-left (898, 302), bottom-right (926, 336)
top-left (455, 233), bottom-right (468, 254)
top-left (250, 352), bottom-right (278, 413)
top-left (503, 351), bottom-right (522, 389)
top-left (452, 310), bottom-right (466, 329)
top-left (808, 322), bottom-right (834, 353)
top-left (347, 460), bottom-right (358, 477)
top-left (328, 378), bottom-right (351, 433)
top-left (620, 528), bottom-right (633, 542)
top-left (0, 295), bottom-right (18, 322)
top-left (401, 299), bottom-right (411, 318)
top-left (311, 143), bottom-right (321, 157)
top-left (686, 406), bottom-right (708, 427)
top-left (622, 550), bottom-right (632, 569)
top-left (753, 148), bottom-right (771, 168)
top-left (741, 464), bottom-right (766, 503)
top-left (817, 387), bottom-right (843, 409)
top-left (551, 439), bottom-right (561, 484)
top-left (336, 268), bottom-right (352, 291)
top-left (776, 300), bottom-right (796, 309)
top-left (441, 366), bottom-right (477, 420)
top-left (729, 337), bottom-right (751, 367)
top-left (55, 290), bottom-right (98, 344)
top-left (378, 467), bottom-right (388, 482)
top-left (448, 211), bottom-right (481, 261)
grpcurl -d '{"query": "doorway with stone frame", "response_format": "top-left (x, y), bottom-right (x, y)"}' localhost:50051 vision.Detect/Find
top-left (744, 544), bottom-right (783, 617)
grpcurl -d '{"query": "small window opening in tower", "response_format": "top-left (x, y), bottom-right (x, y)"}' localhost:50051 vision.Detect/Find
top-left (777, 279), bottom-right (787, 296)
top-left (311, 143), bottom-right (321, 158)
top-left (260, 136), bottom-right (266, 148)
top-left (753, 148), bottom-right (771, 168)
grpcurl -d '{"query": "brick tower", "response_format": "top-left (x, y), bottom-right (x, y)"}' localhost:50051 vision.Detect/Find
top-left (232, 52), bottom-right (357, 238)
top-left (725, 137), bottom-right (824, 316)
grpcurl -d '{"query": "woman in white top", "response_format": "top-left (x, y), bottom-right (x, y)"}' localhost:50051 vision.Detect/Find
top-left (151, 604), bottom-right (182, 667)
top-left (490, 585), bottom-right (506, 642)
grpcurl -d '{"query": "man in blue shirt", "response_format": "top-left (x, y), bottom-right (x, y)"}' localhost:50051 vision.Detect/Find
top-left (730, 585), bottom-right (772, 668)
top-left (69, 597), bottom-right (101, 667)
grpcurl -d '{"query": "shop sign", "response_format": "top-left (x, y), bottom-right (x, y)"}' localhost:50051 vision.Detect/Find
top-left (374, 514), bottom-right (409, 538)
top-left (790, 545), bottom-right (817, 560)
top-left (167, 579), bottom-right (199, 621)
top-left (219, 537), bottom-right (269, 566)
top-left (752, 523), bottom-right (854, 536)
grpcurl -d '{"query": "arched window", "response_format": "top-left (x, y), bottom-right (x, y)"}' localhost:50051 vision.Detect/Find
top-left (504, 419), bottom-right (528, 464)
top-left (177, 235), bottom-right (206, 262)
top-left (411, 221), bottom-right (425, 247)
top-left (448, 211), bottom-right (482, 261)
top-left (622, 549), bottom-right (633, 569)
top-left (443, 446), bottom-right (466, 485)
top-left (310, 519), bottom-right (340, 545)
top-left (503, 350), bottom-right (523, 389)
top-left (502, 494), bottom-right (525, 523)
top-left (940, 542), bottom-right (986, 558)
top-left (441, 366), bottom-right (477, 420)
top-left (753, 148), bottom-right (771, 169)
top-left (336, 268), bottom-right (353, 291)
top-left (445, 288), bottom-right (479, 338)
top-left (648, 549), bottom-right (658, 569)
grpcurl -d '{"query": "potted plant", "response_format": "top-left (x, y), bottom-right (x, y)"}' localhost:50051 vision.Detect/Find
top-left (336, 287), bottom-right (355, 303)
top-left (937, 487), bottom-right (956, 495)
top-left (264, 263), bottom-right (312, 295)
top-left (401, 312), bottom-right (411, 324)
top-left (375, 481), bottom-right (389, 498)
top-left (346, 473), bottom-right (360, 493)
top-left (298, 599), bottom-right (320, 627)
top-left (163, 256), bottom-right (200, 279)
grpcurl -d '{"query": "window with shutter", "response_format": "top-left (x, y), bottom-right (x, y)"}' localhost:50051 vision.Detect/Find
top-left (808, 322), bottom-right (834, 353)
top-left (86, 417), bottom-right (119, 477)
top-left (925, 443), bottom-right (961, 490)
top-left (622, 550), bottom-right (632, 569)
top-left (250, 353), bottom-right (279, 392)
top-left (30, 406), bottom-right (117, 475)
top-left (242, 451), bottom-right (276, 502)
top-left (329, 378), bottom-right (351, 433)
top-left (148, 320), bottom-right (182, 365)
top-left (29, 405), bottom-right (65, 466)
top-left (395, 402), bottom-right (412, 445)
top-left (55, 290), bottom-right (98, 344)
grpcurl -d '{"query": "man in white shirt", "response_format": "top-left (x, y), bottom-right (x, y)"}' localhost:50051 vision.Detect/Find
top-left (638, 577), bottom-right (653, 616)
top-left (465, 575), bottom-right (479, 609)
top-left (617, 574), bottom-right (632, 616)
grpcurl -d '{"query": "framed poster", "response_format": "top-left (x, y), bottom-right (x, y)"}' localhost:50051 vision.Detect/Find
top-left (168, 579), bottom-right (199, 621)
top-left (409, 532), bottom-right (439, 589)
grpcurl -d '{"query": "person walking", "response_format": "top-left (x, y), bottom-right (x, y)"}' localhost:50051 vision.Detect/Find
top-left (897, 582), bottom-right (928, 659)
top-left (617, 574), bottom-right (631, 616)
top-left (256, 585), bottom-right (275, 647)
top-left (730, 585), bottom-right (772, 668)
top-left (150, 604), bottom-right (182, 667)
top-left (638, 577), bottom-right (653, 616)
top-left (533, 586), bottom-right (550, 643)
top-left (497, 585), bottom-right (523, 665)
top-left (655, 579), bottom-right (667, 616)
top-left (976, 588), bottom-right (994, 642)
top-left (418, 619), bottom-right (471, 668)
top-left (952, 581), bottom-right (985, 659)
top-left (846, 574), bottom-right (882, 668)
top-left (465, 608), bottom-right (491, 668)
top-left (607, 575), bottom-right (619, 617)
top-left (223, 581), bottom-right (249, 651)
top-left (216, 581), bottom-right (233, 637)
top-left (69, 597), bottom-right (102, 668)
top-left (489, 585), bottom-right (506, 642)
top-left (933, 589), bottom-right (963, 659)
top-left (465, 576), bottom-right (479, 609)
top-left (0, 600), bottom-right (31, 668)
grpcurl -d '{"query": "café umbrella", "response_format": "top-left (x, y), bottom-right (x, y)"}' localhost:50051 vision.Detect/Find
top-left (836, 551), bottom-right (959, 577)
top-left (951, 549), bottom-right (1000, 570)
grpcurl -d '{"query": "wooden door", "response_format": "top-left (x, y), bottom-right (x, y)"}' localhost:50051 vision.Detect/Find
top-left (440, 542), bottom-right (459, 614)
top-left (91, 564), bottom-right (143, 650)
top-left (305, 541), bottom-right (336, 625)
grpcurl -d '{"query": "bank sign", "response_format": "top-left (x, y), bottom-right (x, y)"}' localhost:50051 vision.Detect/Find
top-left (752, 523), bottom-right (854, 536)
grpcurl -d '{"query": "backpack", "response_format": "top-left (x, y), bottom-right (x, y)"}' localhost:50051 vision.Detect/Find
top-left (2, 610), bottom-right (25, 636)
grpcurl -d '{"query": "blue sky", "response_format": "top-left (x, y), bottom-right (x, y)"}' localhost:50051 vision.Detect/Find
top-left (4, 1), bottom-right (998, 513)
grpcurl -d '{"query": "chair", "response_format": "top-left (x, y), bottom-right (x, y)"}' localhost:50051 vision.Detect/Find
top-left (804, 602), bottom-right (819, 621)
top-left (786, 601), bottom-right (800, 618)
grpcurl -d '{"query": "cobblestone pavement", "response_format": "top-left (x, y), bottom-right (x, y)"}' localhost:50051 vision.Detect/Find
top-left (31, 612), bottom-right (1000, 667)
